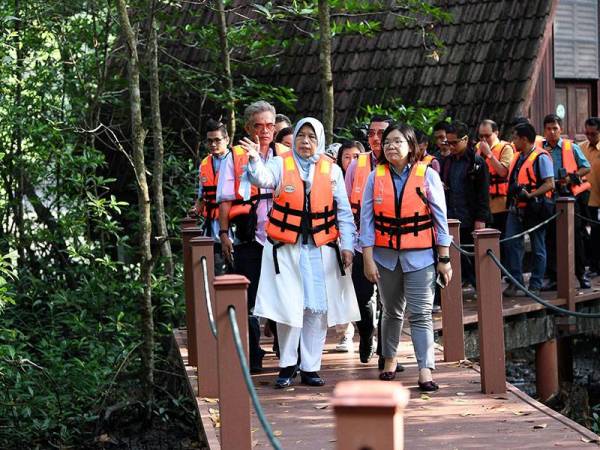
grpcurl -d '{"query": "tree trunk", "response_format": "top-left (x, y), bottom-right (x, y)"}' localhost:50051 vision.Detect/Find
top-left (115, 0), bottom-right (154, 405)
top-left (13, 0), bottom-right (25, 262)
top-left (216, 0), bottom-right (236, 137)
top-left (318, 0), bottom-right (334, 145)
top-left (149, 18), bottom-right (174, 278)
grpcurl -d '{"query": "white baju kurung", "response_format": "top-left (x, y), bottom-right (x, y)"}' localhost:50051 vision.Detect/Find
top-left (241, 119), bottom-right (359, 370)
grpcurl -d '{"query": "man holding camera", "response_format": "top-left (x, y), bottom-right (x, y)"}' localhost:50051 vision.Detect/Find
top-left (503, 123), bottom-right (554, 297)
top-left (541, 114), bottom-right (592, 290)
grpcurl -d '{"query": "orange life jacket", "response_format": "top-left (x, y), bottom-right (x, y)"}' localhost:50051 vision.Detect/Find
top-left (373, 162), bottom-right (436, 250)
top-left (421, 154), bottom-right (435, 165)
top-left (267, 154), bottom-right (339, 247)
top-left (199, 154), bottom-right (219, 221)
top-left (559, 139), bottom-right (591, 196)
top-left (228, 143), bottom-right (288, 219)
top-left (508, 148), bottom-right (553, 208)
top-left (486, 141), bottom-right (511, 197)
top-left (349, 153), bottom-right (373, 226)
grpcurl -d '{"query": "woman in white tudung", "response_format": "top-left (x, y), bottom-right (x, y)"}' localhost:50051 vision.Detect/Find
top-left (238, 117), bottom-right (359, 388)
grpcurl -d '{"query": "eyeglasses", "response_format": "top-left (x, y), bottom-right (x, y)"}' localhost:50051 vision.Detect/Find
top-left (383, 139), bottom-right (408, 148)
top-left (367, 129), bottom-right (385, 138)
top-left (296, 132), bottom-right (318, 142)
top-left (253, 122), bottom-right (275, 131)
top-left (444, 136), bottom-right (467, 147)
top-left (206, 137), bottom-right (224, 146)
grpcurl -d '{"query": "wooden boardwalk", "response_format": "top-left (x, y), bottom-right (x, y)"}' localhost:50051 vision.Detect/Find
top-left (175, 329), bottom-right (600, 449)
top-left (434, 275), bottom-right (600, 331)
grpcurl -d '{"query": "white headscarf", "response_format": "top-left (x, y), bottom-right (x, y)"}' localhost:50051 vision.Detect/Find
top-left (292, 117), bottom-right (325, 185)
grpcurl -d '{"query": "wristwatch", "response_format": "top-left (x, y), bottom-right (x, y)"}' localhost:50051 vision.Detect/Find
top-left (219, 229), bottom-right (229, 236)
top-left (438, 256), bottom-right (451, 264)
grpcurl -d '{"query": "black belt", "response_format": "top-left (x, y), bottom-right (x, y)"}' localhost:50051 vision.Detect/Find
top-left (268, 238), bottom-right (345, 276)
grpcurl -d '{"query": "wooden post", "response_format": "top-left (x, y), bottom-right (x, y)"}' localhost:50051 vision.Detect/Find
top-left (535, 338), bottom-right (559, 402)
top-left (214, 274), bottom-right (251, 450)
top-left (190, 236), bottom-right (219, 397)
top-left (473, 228), bottom-right (506, 394)
top-left (332, 380), bottom-right (409, 450)
top-left (181, 224), bottom-right (203, 366)
top-left (556, 197), bottom-right (576, 312)
top-left (441, 219), bottom-right (465, 362)
top-left (181, 216), bottom-right (197, 230)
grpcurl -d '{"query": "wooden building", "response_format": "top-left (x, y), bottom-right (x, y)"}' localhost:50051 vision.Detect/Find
top-left (177, 0), bottom-right (600, 139)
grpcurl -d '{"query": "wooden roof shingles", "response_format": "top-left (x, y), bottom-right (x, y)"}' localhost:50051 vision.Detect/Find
top-left (171, 0), bottom-right (554, 129)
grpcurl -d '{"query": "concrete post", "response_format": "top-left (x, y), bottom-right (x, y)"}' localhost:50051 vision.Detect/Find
top-left (181, 224), bottom-right (203, 366)
top-left (473, 228), bottom-right (506, 394)
top-left (441, 219), bottom-right (465, 362)
top-left (190, 237), bottom-right (219, 398)
top-left (332, 380), bottom-right (410, 450)
top-left (214, 274), bottom-right (251, 450)
top-left (535, 338), bottom-right (559, 402)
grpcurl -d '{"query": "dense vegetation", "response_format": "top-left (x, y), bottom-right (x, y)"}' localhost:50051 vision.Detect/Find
top-left (0, 1), bottom-right (448, 448)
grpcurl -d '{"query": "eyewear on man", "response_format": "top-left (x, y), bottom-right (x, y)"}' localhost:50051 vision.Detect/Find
top-left (253, 122), bottom-right (275, 131)
top-left (443, 136), bottom-right (468, 147)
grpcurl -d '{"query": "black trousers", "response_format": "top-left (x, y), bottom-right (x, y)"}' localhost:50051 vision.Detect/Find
top-left (460, 226), bottom-right (476, 287)
top-left (351, 253), bottom-right (375, 340)
top-left (233, 240), bottom-right (264, 368)
top-left (546, 193), bottom-right (588, 281)
top-left (588, 206), bottom-right (600, 272)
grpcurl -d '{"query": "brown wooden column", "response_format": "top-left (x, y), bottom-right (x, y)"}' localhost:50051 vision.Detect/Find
top-left (190, 236), bottom-right (218, 397)
top-left (181, 223), bottom-right (203, 366)
top-left (214, 274), bottom-right (251, 450)
top-left (441, 219), bottom-right (465, 362)
top-left (535, 338), bottom-right (559, 402)
top-left (556, 197), bottom-right (576, 312)
top-left (332, 380), bottom-right (409, 450)
top-left (473, 228), bottom-right (506, 394)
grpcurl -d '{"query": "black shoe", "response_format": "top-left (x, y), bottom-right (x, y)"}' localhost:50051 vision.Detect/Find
top-left (578, 274), bottom-right (591, 289)
top-left (418, 380), bottom-right (439, 392)
top-left (377, 356), bottom-right (404, 372)
top-left (541, 281), bottom-right (557, 292)
top-left (300, 371), bottom-right (325, 386)
top-left (359, 334), bottom-right (374, 363)
top-left (274, 365), bottom-right (297, 389)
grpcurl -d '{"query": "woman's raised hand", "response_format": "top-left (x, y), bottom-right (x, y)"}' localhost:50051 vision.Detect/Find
top-left (239, 136), bottom-right (260, 160)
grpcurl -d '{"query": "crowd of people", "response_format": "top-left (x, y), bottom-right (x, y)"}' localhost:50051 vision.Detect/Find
top-left (192, 100), bottom-right (600, 392)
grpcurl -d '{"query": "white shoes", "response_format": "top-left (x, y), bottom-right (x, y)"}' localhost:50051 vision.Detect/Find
top-left (335, 334), bottom-right (354, 353)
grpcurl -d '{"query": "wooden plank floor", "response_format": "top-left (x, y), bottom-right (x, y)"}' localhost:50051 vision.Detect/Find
top-left (175, 330), bottom-right (600, 449)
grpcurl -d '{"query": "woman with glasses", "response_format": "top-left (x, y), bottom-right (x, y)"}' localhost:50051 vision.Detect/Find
top-left (238, 117), bottom-right (359, 389)
top-left (360, 122), bottom-right (452, 391)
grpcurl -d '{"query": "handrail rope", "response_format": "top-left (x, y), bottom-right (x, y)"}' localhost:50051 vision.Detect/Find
top-left (499, 211), bottom-right (562, 243)
top-left (575, 212), bottom-right (600, 226)
top-left (201, 256), bottom-right (218, 338)
top-left (486, 250), bottom-right (600, 318)
top-left (451, 211), bottom-right (562, 250)
top-left (227, 306), bottom-right (284, 450)
top-left (450, 241), bottom-right (475, 257)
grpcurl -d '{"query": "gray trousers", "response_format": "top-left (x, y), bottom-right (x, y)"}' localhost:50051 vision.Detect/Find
top-left (377, 262), bottom-right (436, 370)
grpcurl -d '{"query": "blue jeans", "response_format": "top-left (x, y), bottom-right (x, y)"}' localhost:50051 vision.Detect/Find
top-left (503, 211), bottom-right (546, 289)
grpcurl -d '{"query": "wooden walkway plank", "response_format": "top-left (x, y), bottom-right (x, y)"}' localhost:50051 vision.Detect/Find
top-left (174, 330), bottom-right (600, 449)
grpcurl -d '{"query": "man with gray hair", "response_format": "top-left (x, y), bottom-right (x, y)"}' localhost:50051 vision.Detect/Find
top-left (217, 100), bottom-right (288, 373)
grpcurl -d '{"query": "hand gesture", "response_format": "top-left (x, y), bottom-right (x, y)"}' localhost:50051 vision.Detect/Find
top-left (239, 136), bottom-right (260, 161)
top-left (478, 140), bottom-right (492, 158)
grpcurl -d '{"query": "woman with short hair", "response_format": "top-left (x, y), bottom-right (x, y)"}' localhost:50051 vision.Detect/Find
top-left (360, 122), bottom-right (452, 391)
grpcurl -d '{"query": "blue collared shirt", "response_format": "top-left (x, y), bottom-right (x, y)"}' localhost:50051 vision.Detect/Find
top-left (359, 164), bottom-right (452, 273)
top-left (544, 138), bottom-right (590, 179)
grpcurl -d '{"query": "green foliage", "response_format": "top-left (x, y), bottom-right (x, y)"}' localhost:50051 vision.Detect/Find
top-left (592, 404), bottom-right (600, 434)
top-left (338, 97), bottom-right (448, 139)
